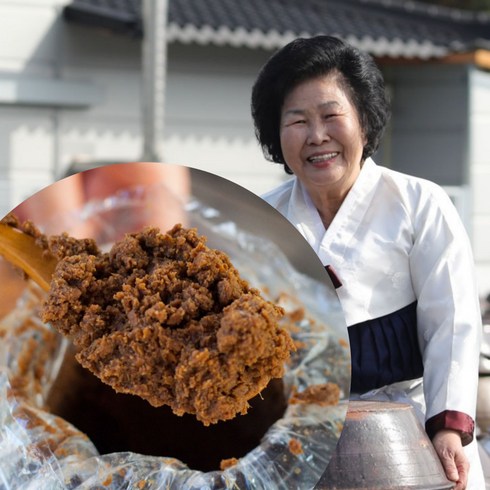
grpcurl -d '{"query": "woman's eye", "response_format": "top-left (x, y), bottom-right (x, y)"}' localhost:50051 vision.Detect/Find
top-left (284, 119), bottom-right (304, 127)
top-left (282, 116), bottom-right (307, 127)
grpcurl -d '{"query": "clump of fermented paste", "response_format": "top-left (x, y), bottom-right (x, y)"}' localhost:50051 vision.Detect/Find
top-left (40, 223), bottom-right (295, 425)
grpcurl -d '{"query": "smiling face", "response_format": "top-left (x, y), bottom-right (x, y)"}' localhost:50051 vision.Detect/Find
top-left (280, 73), bottom-right (366, 202)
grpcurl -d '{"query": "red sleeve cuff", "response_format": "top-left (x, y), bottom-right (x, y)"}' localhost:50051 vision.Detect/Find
top-left (425, 410), bottom-right (474, 446)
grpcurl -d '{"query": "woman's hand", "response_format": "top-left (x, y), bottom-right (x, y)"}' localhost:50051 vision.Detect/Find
top-left (432, 429), bottom-right (469, 489)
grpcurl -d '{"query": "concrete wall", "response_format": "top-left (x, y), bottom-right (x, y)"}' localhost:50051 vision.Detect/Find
top-left (384, 63), bottom-right (469, 187)
top-left (469, 66), bottom-right (490, 296)
top-left (164, 43), bottom-right (287, 193)
top-left (0, 0), bottom-right (69, 211)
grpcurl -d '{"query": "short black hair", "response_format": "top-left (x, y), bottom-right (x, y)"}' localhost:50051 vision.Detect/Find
top-left (251, 36), bottom-right (391, 174)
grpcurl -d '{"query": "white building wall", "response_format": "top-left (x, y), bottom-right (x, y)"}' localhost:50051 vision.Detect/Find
top-left (385, 63), bottom-right (469, 187)
top-left (469, 66), bottom-right (490, 296)
top-left (163, 44), bottom-right (288, 194)
top-left (0, 1), bottom-right (288, 218)
top-left (0, 0), bottom-right (68, 210)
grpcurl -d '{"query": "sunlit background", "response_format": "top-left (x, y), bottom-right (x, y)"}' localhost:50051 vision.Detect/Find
top-left (1, 0), bottom-right (490, 297)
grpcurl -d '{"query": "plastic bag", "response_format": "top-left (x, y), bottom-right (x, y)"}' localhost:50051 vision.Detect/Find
top-left (0, 180), bottom-right (349, 489)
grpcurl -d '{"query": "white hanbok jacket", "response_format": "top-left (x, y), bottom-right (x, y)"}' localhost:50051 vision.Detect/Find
top-left (263, 158), bottom-right (484, 487)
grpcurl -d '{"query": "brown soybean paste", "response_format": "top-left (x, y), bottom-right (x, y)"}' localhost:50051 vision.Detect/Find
top-left (39, 223), bottom-right (294, 426)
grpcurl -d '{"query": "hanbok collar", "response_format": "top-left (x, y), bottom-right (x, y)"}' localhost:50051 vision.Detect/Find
top-left (288, 158), bottom-right (381, 265)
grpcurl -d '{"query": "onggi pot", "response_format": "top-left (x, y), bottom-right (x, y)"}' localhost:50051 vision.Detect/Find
top-left (315, 401), bottom-right (454, 490)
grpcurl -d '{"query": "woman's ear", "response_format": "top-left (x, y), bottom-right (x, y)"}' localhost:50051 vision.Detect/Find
top-left (361, 128), bottom-right (368, 148)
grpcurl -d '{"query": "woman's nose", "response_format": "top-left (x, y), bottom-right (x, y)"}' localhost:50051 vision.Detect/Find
top-left (306, 121), bottom-right (329, 145)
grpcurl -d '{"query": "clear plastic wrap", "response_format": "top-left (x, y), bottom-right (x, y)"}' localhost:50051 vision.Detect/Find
top-left (0, 181), bottom-right (349, 490)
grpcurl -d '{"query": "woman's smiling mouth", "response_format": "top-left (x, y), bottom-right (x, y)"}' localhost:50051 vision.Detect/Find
top-left (307, 152), bottom-right (339, 164)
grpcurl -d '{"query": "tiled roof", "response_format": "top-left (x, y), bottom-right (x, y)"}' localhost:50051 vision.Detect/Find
top-left (63, 0), bottom-right (490, 59)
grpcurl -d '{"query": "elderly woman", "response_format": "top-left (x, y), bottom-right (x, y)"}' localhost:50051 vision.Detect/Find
top-left (252, 36), bottom-right (483, 489)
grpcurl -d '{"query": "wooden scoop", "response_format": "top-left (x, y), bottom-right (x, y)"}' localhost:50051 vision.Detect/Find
top-left (0, 223), bottom-right (57, 292)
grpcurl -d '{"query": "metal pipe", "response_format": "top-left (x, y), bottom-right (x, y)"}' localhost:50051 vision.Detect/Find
top-left (141, 0), bottom-right (168, 162)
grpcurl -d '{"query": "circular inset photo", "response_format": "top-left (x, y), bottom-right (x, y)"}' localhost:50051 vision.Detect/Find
top-left (0, 162), bottom-right (349, 489)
